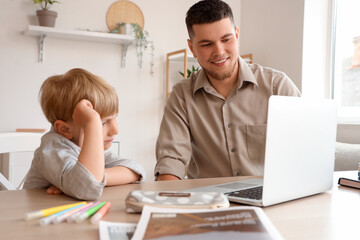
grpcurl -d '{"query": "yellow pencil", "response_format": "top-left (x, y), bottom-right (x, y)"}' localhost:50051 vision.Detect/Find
top-left (24, 202), bottom-right (86, 221)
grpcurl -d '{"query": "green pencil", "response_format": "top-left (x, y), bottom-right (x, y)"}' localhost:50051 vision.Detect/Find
top-left (75, 201), bottom-right (106, 223)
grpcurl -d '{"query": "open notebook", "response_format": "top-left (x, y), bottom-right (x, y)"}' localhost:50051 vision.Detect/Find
top-left (186, 96), bottom-right (337, 207)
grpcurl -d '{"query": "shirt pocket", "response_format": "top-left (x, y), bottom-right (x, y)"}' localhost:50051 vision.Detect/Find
top-left (246, 124), bottom-right (267, 164)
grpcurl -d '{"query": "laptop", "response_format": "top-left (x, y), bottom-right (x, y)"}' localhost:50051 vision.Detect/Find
top-left (186, 96), bottom-right (337, 207)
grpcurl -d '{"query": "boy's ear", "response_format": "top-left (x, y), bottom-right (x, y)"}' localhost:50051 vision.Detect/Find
top-left (53, 120), bottom-right (73, 140)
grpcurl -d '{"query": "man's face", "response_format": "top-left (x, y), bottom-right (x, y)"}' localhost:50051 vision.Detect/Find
top-left (188, 17), bottom-right (239, 81)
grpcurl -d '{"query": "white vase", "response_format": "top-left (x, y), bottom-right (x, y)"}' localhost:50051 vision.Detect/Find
top-left (120, 24), bottom-right (133, 35)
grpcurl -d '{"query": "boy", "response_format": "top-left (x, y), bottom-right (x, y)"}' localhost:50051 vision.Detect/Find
top-left (24, 68), bottom-right (145, 200)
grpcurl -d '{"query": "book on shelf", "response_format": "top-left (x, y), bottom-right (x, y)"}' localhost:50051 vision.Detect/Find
top-left (132, 205), bottom-right (283, 240)
top-left (338, 177), bottom-right (360, 190)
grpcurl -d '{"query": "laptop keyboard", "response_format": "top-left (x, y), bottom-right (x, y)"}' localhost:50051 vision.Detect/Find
top-left (225, 186), bottom-right (263, 200)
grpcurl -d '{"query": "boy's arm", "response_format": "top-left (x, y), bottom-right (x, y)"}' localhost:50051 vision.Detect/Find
top-left (104, 152), bottom-right (146, 184)
top-left (157, 174), bottom-right (180, 181)
top-left (73, 99), bottom-right (104, 182)
top-left (47, 185), bottom-right (63, 195)
top-left (105, 167), bottom-right (140, 186)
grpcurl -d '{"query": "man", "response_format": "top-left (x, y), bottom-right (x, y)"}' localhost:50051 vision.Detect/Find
top-left (155, 0), bottom-right (300, 181)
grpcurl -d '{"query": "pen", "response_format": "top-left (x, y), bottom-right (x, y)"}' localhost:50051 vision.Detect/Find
top-left (39, 203), bottom-right (85, 226)
top-left (24, 201), bottom-right (86, 221)
top-left (67, 201), bottom-right (99, 223)
top-left (52, 203), bottom-right (92, 224)
top-left (90, 202), bottom-right (111, 224)
top-left (75, 201), bottom-right (106, 223)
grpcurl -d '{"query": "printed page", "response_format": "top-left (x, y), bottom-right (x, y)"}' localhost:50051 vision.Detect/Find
top-left (132, 206), bottom-right (283, 240)
top-left (99, 221), bottom-right (137, 240)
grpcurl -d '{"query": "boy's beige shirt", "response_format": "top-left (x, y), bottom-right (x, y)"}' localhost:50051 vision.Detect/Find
top-left (155, 57), bottom-right (301, 179)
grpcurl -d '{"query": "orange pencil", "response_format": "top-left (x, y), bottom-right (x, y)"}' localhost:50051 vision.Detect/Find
top-left (90, 202), bottom-right (111, 224)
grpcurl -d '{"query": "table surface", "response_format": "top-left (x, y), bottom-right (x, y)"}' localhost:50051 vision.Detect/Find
top-left (0, 171), bottom-right (359, 240)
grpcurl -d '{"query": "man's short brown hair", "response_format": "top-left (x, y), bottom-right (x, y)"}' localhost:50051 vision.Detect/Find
top-left (186, 0), bottom-right (234, 40)
top-left (39, 68), bottom-right (118, 124)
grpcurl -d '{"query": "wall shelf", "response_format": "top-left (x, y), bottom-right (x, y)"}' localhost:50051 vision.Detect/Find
top-left (24, 25), bottom-right (136, 67)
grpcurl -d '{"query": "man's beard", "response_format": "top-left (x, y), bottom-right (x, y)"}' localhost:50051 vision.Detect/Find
top-left (201, 59), bottom-right (237, 81)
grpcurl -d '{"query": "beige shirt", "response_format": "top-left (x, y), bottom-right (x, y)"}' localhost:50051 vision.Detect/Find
top-left (155, 57), bottom-right (301, 179)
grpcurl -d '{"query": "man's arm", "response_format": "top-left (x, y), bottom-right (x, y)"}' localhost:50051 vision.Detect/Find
top-left (274, 73), bottom-right (301, 97)
top-left (155, 85), bottom-right (192, 180)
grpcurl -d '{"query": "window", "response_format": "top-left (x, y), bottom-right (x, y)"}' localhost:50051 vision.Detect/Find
top-left (332, 0), bottom-right (360, 122)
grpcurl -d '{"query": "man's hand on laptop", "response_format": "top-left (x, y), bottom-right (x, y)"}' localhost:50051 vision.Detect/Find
top-left (157, 174), bottom-right (180, 181)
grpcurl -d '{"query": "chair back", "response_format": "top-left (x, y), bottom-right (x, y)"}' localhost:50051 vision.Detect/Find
top-left (0, 132), bottom-right (43, 190)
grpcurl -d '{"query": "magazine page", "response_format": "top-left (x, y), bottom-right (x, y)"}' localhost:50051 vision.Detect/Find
top-left (132, 206), bottom-right (283, 240)
top-left (99, 221), bottom-right (137, 240)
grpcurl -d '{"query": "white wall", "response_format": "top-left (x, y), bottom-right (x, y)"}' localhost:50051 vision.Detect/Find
top-left (239, 0), bottom-right (304, 91)
top-left (0, 0), bottom-right (241, 181)
top-left (239, 0), bottom-right (360, 144)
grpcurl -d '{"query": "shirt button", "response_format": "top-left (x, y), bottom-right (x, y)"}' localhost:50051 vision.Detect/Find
top-left (227, 123), bottom-right (232, 128)
top-left (231, 148), bottom-right (236, 152)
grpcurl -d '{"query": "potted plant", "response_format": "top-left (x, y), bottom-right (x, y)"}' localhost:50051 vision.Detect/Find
top-left (34, 0), bottom-right (59, 27)
top-left (179, 65), bottom-right (200, 78)
top-left (112, 22), bottom-right (155, 77)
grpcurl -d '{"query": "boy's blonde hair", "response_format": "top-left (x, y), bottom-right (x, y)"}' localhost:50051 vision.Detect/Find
top-left (39, 68), bottom-right (118, 124)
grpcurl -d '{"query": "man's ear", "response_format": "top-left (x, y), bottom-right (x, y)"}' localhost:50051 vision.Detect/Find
top-left (234, 25), bottom-right (239, 41)
top-left (187, 39), bottom-right (197, 58)
top-left (53, 120), bottom-right (73, 140)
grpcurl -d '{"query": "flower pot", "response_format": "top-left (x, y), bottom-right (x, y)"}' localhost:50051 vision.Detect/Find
top-left (120, 23), bottom-right (133, 35)
top-left (36, 10), bottom-right (57, 27)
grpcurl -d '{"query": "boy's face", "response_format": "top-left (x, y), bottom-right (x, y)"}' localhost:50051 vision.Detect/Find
top-left (71, 113), bottom-right (119, 150)
top-left (188, 17), bottom-right (239, 81)
top-left (101, 114), bottom-right (119, 150)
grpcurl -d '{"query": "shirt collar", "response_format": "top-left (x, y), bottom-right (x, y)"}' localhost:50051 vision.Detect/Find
top-left (193, 69), bottom-right (207, 96)
top-left (236, 56), bottom-right (258, 89)
top-left (192, 56), bottom-right (258, 96)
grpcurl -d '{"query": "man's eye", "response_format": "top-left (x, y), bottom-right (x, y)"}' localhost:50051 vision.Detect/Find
top-left (102, 121), bottom-right (107, 126)
top-left (200, 43), bottom-right (211, 47)
top-left (222, 38), bottom-right (230, 42)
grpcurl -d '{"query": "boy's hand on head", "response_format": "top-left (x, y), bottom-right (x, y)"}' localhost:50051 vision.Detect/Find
top-left (72, 99), bottom-right (105, 182)
top-left (46, 185), bottom-right (63, 195)
top-left (72, 99), bottom-right (101, 128)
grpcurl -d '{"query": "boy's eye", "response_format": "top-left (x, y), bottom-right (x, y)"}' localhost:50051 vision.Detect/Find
top-left (102, 121), bottom-right (107, 126)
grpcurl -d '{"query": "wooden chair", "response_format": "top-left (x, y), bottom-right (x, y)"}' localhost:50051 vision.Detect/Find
top-left (0, 132), bottom-right (43, 190)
